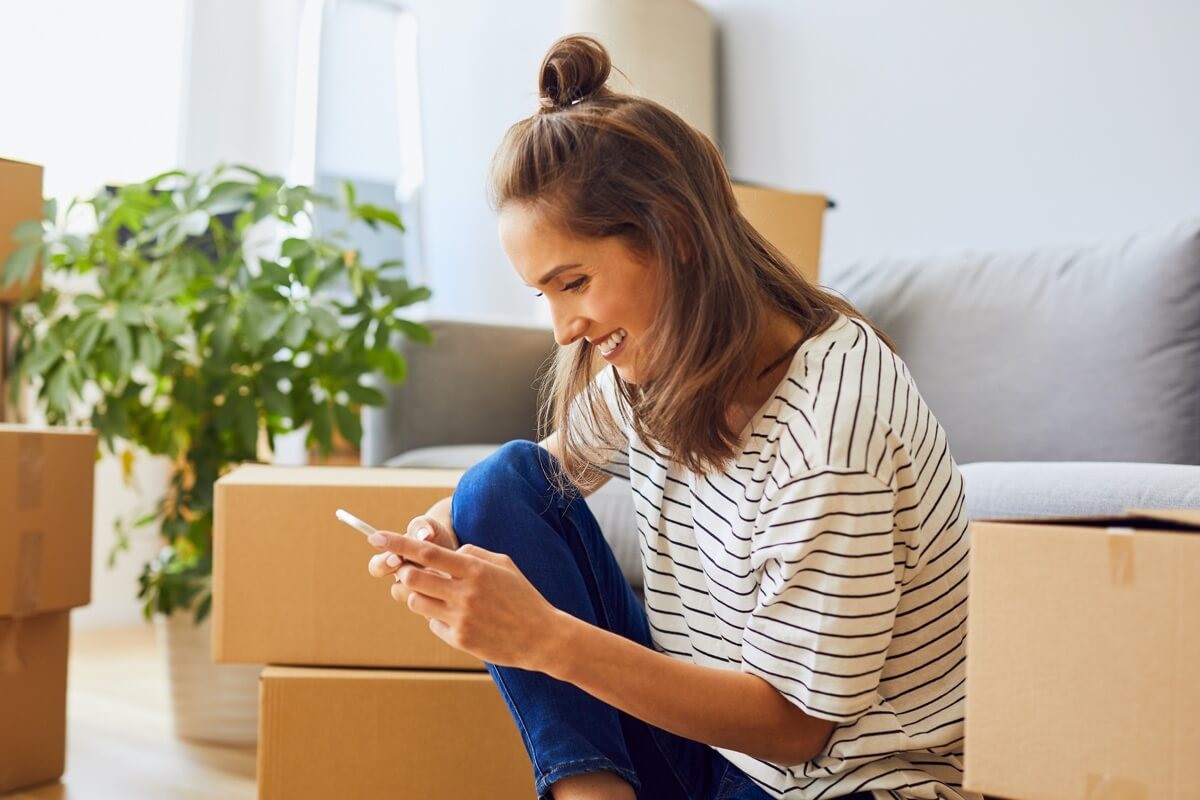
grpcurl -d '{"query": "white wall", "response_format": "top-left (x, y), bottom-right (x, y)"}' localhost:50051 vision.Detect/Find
top-left (703, 0), bottom-right (1200, 270)
top-left (373, 0), bottom-right (1200, 321)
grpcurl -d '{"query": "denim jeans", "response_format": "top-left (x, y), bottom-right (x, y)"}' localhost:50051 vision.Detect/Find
top-left (451, 441), bottom-right (872, 800)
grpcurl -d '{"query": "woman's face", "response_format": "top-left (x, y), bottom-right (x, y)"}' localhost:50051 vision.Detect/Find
top-left (499, 202), bottom-right (662, 384)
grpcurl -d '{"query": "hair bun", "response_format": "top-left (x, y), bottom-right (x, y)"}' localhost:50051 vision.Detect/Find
top-left (539, 35), bottom-right (612, 110)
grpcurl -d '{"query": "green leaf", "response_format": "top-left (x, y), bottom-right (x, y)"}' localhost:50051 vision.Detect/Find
top-left (107, 318), bottom-right (134, 374)
top-left (150, 305), bottom-right (188, 338)
top-left (45, 364), bottom-right (71, 415)
top-left (310, 400), bottom-right (333, 454)
top-left (231, 391), bottom-right (258, 456)
top-left (354, 203), bottom-right (404, 231)
top-left (117, 302), bottom-right (143, 325)
top-left (343, 384), bottom-right (386, 406)
top-left (260, 380), bottom-right (291, 418)
top-left (308, 306), bottom-right (342, 339)
top-left (242, 300), bottom-right (288, 351)
top-left (333, 404), bottom-right (362, 445)
top-left (203, 181), bottom-right (256, 215)
top-left (396, 286), bottom-right (432, 307)
top-left (2, 242), bottom-right (39, 287)
top-left (211, 313), bottom-right (234, 360)
top-left (19, 337), bottom-right (63, 378)
top-left (392, 318), bottom-right (433, 345)
top-left (340, 180), bottom-right (356, 209)
top-left (193, 592), bottom-right (213, 625)
top-left (280, 238), bottom-right (311, 261)
top-left (137, 329), bottom-right (164, 371)
top-left (379, 349), bottom-right (407, 383)
top-left (281, 314), bottom-right (311, 349)
top-left (75, 315), bottom-right (106, 362)
top-left (12, 220), bottom-right (44, 242)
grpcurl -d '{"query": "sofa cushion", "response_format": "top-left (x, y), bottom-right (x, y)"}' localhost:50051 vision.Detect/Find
top-left (827, 219), bottom-right (1200, 465)
top-left (961, 461), bottom-right (1200, 520)
top-left (361, 320), bottom-right (556, 466)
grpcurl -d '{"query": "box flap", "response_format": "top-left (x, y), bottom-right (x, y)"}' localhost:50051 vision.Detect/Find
top-left (1125, 508), bottom-right (1200, 529)
top-left (973, 507), bottom-right (1200, 532)
top-left (217, 463), bottom-right (461, 487)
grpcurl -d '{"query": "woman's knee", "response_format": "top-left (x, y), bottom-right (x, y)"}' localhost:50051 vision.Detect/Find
top-left (452, 440), bottom-right (561, 545)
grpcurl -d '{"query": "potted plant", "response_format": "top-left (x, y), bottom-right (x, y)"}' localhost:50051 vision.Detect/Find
top-left (2, 163), bottom-right (430, 741)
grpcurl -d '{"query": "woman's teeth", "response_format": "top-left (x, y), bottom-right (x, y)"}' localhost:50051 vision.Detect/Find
top-left (598, 329), bottom-right (626, 356)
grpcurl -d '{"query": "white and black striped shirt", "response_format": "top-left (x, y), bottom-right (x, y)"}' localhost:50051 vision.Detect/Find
top-left (596, 314), bottom-right (979, 800)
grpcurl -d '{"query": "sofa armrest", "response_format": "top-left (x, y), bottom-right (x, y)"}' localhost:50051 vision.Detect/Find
top-left (361, 319), bottom-right (556, 466)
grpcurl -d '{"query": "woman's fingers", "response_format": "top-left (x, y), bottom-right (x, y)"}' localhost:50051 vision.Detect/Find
top-left (367, 550), bottom-right (403, 578)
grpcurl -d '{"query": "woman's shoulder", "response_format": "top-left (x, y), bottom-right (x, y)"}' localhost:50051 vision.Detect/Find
top-left (765, 314), bottom-right (905, 476)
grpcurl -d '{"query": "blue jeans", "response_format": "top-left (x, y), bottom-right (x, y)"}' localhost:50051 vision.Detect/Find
top-left (450, 441), bottom-right (779, 800)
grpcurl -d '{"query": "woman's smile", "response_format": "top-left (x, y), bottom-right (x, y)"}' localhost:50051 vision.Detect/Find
top-left (594, 328), bottom-right (627, 360)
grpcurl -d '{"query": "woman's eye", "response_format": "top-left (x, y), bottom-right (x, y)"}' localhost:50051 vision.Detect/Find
top-left (563, 277), bottom-right (587, 292)
top-left (534, 291), bottom-right (544, 298)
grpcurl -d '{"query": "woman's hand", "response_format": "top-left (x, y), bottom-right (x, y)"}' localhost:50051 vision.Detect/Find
top-left (365, 528), bottom-right (563, 671)
top-left (366, 496), bottom-right (458, 579)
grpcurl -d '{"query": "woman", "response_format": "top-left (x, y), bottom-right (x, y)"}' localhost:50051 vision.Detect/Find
top-left (365, 35), bottom-right (976, 800)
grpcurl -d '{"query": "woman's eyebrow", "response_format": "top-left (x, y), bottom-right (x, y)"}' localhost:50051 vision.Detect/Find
top-left (536, 263), bottom-right (583, 286)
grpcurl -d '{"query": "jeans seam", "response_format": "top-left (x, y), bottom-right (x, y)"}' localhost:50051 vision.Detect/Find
top-left (490, 668), bottom-right (540, 773)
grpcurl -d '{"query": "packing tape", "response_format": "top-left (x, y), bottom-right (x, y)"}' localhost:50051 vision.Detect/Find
top-left (1085, 773), bottom-right (1147, 800)
top-left (1106, 527), bottom-right (1135, 586)
top-left (13, 530), bottom-right (43, 613)
top-left (17, 432), bottom-right (44, 510)
top-left (0, 616), bottom-right (24, 674)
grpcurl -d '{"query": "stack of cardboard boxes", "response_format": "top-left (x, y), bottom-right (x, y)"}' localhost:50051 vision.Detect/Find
top-left (0, 425), bottom-right (97, 793)
top-left (213, 465), bottom-right (535, 799)
top-left (965, 510), bottom-right (1200, 800)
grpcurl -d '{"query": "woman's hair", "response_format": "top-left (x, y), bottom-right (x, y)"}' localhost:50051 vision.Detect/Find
top-left (490, 35), bottom-right (895, 490)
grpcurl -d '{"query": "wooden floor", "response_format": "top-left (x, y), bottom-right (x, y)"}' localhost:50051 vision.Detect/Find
top-left (9, 626), bottom-right (257, 800)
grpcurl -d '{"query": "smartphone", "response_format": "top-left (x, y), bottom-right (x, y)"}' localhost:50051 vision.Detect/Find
top-left (335, 508), bottom-right (379, 538)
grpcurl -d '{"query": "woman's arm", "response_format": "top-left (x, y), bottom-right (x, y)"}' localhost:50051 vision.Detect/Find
top-left (545, 609), bottom-right (837, 766)
top-left (370, 531), bottom-right (834, 766)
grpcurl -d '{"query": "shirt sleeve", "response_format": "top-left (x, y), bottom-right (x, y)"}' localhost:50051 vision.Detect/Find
top-left (741, 467), bottom-right (899, 723)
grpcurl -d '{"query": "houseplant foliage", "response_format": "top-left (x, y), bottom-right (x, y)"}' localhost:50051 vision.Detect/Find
top-left (3, 164), bottom-right (430, 623)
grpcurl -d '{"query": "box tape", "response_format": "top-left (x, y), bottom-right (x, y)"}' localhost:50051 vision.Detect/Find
top-left (14, 530), bottom-right (43, 613)
top-left (12, 433), bottom-right (45, 613)
top-left (0, 616), bottom-right (25, 674)
top-left (1085, 772), bottom-right (1147, 799)
top-left (1106, 527), bottom-right (1135, 586)
top-left (17, 432), bottom-right (43, 511)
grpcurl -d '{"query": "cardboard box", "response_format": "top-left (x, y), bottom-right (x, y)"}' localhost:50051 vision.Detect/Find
top-left (0, 424), bottom-right (97, 616)
top-left (259, 666), bottom-right (534, 800)
top-left (0, 611), bottom-right (70, 793)
top-left (730, 182), bottom-right (828, 283)
top-left (965, 509), bottom-right (1200, 800)
top-left (213, 465), bottom-right (481, 669)
top-left (0, 158), bottom-right (44, 304)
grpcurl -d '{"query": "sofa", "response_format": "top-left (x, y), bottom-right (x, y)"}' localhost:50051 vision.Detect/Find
top-left (361, 218), bottom-right (1200, 589)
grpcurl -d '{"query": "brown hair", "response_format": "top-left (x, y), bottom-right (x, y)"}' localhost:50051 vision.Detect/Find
top-left (490, 35), bottom-right (895, 489)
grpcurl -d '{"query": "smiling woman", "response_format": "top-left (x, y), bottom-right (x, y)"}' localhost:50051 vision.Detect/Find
top-left (365, 35), bottom-right (979, 800)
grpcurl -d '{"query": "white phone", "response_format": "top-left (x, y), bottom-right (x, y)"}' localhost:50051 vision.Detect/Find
top-left (335, 508), bottom-right (379, 538)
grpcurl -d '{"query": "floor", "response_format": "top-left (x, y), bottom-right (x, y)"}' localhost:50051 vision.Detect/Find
top-left (8, 626), bottom-right (257, 800)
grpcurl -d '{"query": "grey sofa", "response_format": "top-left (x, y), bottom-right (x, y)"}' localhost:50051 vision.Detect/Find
top-left (362, 218), bottom-right (1200, 586)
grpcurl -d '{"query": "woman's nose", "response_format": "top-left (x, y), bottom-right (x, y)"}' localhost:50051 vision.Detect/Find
top-left (550, 306), bottom-right (587, 347)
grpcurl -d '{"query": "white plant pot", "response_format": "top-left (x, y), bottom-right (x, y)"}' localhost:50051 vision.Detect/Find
top-left (155, 610), bottom-right (261, 745)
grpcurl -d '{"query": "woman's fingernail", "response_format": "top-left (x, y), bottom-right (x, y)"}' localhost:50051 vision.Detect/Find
top-left (385, 553), bottom-right (401, 568)
top-left (416, 526), bottom-right (432, 541)
top-left (367, 533), bottom-right (387, 547)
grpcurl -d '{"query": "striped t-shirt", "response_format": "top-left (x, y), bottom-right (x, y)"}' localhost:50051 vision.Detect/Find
top-left (594, 314), bottom-right (979, 800)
